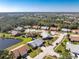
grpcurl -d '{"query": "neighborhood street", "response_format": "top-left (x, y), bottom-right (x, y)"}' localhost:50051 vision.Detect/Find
top-left (27, 33), bottom-right (67, 59)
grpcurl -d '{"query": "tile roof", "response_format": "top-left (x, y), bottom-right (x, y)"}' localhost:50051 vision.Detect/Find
top-left (10, 44), bottom-right (28, 59)
top-left (70, 35), bottom-right (79, 41)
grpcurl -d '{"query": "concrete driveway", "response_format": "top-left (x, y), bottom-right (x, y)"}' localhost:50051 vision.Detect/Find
top-left (27, 33), bottom-right (67, 59)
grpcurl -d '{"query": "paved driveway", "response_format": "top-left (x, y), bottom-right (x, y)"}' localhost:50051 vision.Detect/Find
top-left (27, 33), bottom-right (67, 59)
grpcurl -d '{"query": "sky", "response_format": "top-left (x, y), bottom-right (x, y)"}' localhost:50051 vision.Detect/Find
top-left (0, 0), bottom-right (79, 12)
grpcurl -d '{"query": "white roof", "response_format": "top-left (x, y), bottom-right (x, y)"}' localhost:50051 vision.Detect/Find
top-left (14, 26), bottom-right (23, 31)
top-left (25, 29), bottom-right (42, 33)
top-left (11, 30), bottom-right (18, 35)
top-left (50, 31), bottom-right (56, 35)
top-left (66, 42), bottom-right (79, 54)
top-left (41, 31), bottom-right (51, 38)
top-left (41, 26), bottom-right (49, 29)
top-left (61, 28), bottom-right (71, 32)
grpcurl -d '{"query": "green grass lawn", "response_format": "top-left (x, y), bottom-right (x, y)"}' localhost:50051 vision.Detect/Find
top-left (43, 55), bottom-right (57, 59)
top-left (54, 37), bottom-right (69, 56)
top-left (44, 36), bottom-right (58, 46)
top-left (29, 48), bottom-right (42, 58)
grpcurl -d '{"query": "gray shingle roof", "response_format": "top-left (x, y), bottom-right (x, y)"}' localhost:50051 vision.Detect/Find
top-left (27, 39), bottom-right (44, 48)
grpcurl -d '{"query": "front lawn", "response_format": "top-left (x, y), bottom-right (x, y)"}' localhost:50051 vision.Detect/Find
top-left (44, 36), bottom-right (58, 46)
top-left (54, 37), bottom-right (69, 56)
top-left (43, 55), bottom-right (57, 59)
top-left (29, 48), bottom-right (42, 58)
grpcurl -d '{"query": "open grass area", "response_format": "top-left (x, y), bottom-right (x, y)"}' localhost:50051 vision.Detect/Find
top-left (29, 48), bottom-right (42, 58)
top-left (0, 33), bottom-right (12, 38)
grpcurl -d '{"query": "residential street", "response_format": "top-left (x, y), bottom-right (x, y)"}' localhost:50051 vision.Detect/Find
top-left (27, 33), bottom-right (67, 59)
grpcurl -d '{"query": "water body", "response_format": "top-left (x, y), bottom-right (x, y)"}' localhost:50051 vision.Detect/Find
top-left (0, 39), bottom-right (21, 50)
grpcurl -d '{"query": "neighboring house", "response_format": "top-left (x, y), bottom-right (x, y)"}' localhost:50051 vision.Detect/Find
top-left (50, 31), bottom-right (57, 36)
top-left (50, 27), bottom-right (58, 31)
top-left (69, 35), bottom-right (79, 42)
top-left (66, 42), bottom-right (79, 59)
top-left (11, 30), bottom-right (19, 36)
top-left (10, 30), bottom-right (22, 36)
top-left (25, 29), bottom-right (36, 33)
top-left (32, 25), bottom-right (40, 29)
top-left (27, 39), bottom-right (44, 48)
top-left (40, 31), bottom-right (52, 39)
top-left (10, 44), bottom-right (28, 59)
top-left (72, 29), bottom-right (79, 34)
top-left (61, 28), bottom-right (71, 32)
top-left (14, 26), bottom-right (23, 31)
top-left (25, 29), bottom-right (42, 33)
top-left (41, 26), bottom-right (49, 30)
top-left (24, 25), bottom-right (31, 29)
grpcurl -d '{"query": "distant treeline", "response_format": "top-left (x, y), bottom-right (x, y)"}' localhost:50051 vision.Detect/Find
top-left (0, 13), bottom-right (79, 32)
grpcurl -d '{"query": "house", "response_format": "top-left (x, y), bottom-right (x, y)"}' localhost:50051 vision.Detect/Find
top-left (72, 29), bottom-right (79, 34)
top-left (14, 26), bottom-right (23, 31)
top-left (10, 30), bottom-right (22, 36)
top-left (24, 25), bottom-right (31, 29)
top-left (69, 35), bottom-right (79, 42)
top-left (50, 27), bottom-right (58, 31)
top-left (41, 26), bottom-right (49, 30)
top-left (25, 29), bottom-right (42, 33)
top-left (50, 31), bottom-right (57, 36)
top-left (27, 39), bottom-right (44, 48)
top-left (25, 29), bottom-right (36, 33)
top-left (32, 25), bottom-right (40, 29)
top-left (66, 42), bottom-right (79, 59)
top-left (61, 28), bottom-right (71, 32)
top-left (10, 30), bottom-right (19, 36)
top-left (40, 31), bottom-right (52, 39)
top-left (10, 44), bottom-right (28, 59)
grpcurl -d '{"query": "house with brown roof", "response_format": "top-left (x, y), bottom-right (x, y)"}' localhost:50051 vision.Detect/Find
top-left (10, 44), bottom-right (28, 59)
top-left (72, 29), bottom-right (79, 34)
top-left (69, 35), bottom-right (79, 42)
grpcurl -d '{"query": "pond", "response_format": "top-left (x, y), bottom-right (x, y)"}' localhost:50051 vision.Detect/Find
top-left (0, 39), bottom-right (21, 50)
